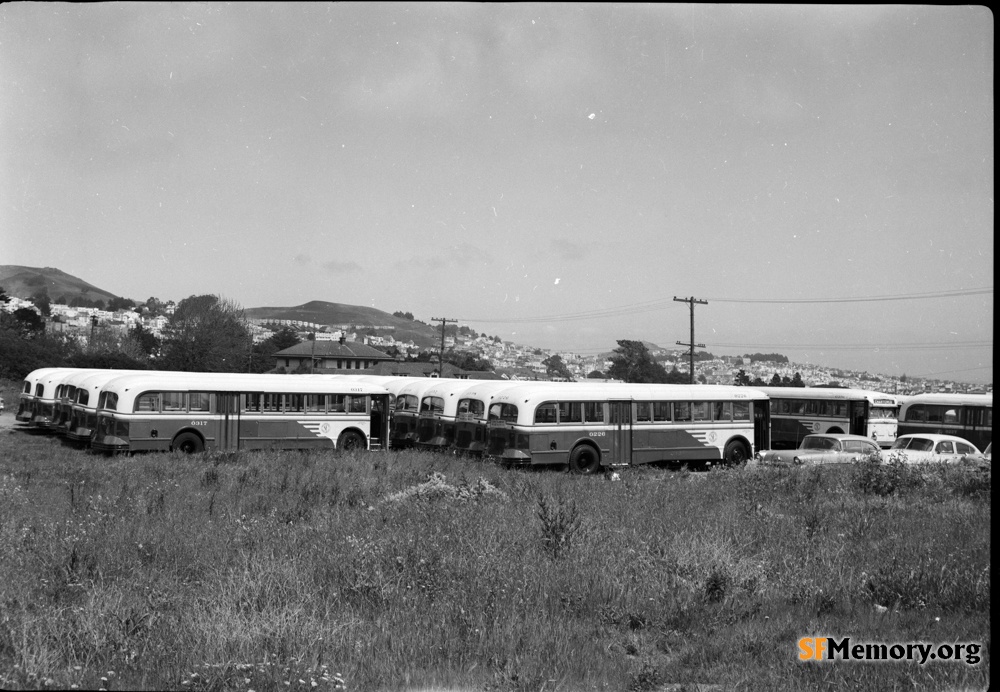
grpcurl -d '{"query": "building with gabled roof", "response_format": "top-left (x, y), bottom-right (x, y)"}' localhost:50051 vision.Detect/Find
top-left (272, 338), bottom-right (394, 372)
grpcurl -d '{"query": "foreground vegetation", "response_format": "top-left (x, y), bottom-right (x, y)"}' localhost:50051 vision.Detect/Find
top-left (0, 423), bottom-right (990, 691)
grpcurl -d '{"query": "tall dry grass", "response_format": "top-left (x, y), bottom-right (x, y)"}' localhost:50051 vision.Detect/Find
top-left (0, 424), bottom-right (990, 691)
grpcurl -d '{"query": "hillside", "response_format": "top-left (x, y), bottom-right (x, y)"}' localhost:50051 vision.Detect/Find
top-left (245, 301), bottom-right (441, 349)
top-left (0, 265), bottom-right (120, 304)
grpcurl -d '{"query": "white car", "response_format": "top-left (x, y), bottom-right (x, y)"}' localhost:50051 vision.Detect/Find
top-left (756, 434), bottom-right (882, 467)
top-left (885, 433), bottom-right (985, 464)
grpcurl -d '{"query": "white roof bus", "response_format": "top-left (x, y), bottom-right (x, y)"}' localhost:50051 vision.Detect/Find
top-left (414, 379), bottom-right (489, 451)
top-left (53, 369), bottom-right (148, 436)
top-left (67, 370), bottom-right (148, 445)
top-left (30, 368), bottom-right (109, 430)
top-left (897, 393), bottom-right (992, 451)
top-left (485, 382), bottom-right (770, 473)
top-left (15, 367), bottom-right (81, 424)
top-left (90, 372), bottom-right (391, 454)
top-left (452, 380), bottom-right (521, 456)
top-left (757, 387), bottom-right (902, 449)
top-left (391, 379), bottom-right (452, 449)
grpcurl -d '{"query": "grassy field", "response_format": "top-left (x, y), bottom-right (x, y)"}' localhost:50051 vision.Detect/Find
top-left (0, 409), bottom-right (990, 691)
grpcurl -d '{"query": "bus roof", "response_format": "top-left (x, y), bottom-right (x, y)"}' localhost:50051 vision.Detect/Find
top-left (757, 387), bottom-right (900, 405)
top-left (491, 382), bottom-right (769, 406)
top-left (99, 372), bottom-right (390, 398)
top-left (899, 392), bottom-right (992, 407)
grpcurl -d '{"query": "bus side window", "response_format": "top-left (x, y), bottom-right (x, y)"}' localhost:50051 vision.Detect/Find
top-left (733, 402), bottom-right (750, 421)
top-left (286, 394), bottom-right (304, 413)
top-left (691, 402), bottom-right (710, 421)
top-left (943, 408), bottom-right (959, 425)
top-left (558, 402), bottom-right (582, 423)
top-left (163, 392), bottom-right (185, 412)
top-left (652, 402), bottom-right (671, 422)
top-left (713, 401), bottom-right (731, 421)
top-left (136, 393), bottom-right (160, 413)
top-left (534, 403), bottom-right (557, 424)
top-left (348, 396), bottom-right (367, 413)
top-left (190, 392), bottom-right (210, 412)
top-left (263, 393), bottom-right (281, 413)
top-left (674, 402), bottom-right (692, 422)
top-left (331, 395), bottom-right (346, 413)
top-left (636, 402), bottom-right (652, 423)
top-left (245, 393), bottom-right (261, 412)
top-left (305, 395), bottom-right (324, 413)
top-left (583, 402), bottom-right (604, 424)
top-left (805, 401), bottom-right (819, 415)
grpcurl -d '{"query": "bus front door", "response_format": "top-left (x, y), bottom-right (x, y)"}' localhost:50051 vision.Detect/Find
top-left (850, 402), bottom-right (867, 436)
top-left (609, 400), bottom-right (632, 466)
top-left (216, 393), bottom-right (241, 451)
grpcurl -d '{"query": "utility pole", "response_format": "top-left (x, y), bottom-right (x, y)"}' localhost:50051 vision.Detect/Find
top-left (308, 332), bottom-right (316, 374)
top-left (431, 317), bottom-right (457, 377)
top-left (674, 296), bottom-right (707, 384)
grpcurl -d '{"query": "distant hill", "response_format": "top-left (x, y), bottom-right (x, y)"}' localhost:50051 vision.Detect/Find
top-left (0, 265), bottom-right (121, 304)
top-left (245, 301), bottom-right (441, 349)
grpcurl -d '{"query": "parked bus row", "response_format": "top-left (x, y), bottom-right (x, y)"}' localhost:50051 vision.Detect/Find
top-left (13, 368), bottom-right (991, 473)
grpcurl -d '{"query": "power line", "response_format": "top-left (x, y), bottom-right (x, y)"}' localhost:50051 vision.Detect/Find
top-left (703, 341), bottom-right (992, 352)
top-left (457, 287), bottom-right (993, 324)
top-left (705, 287), bottom-right (993, 304)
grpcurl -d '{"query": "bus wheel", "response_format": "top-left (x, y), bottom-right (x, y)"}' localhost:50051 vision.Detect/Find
top-left (724, 440), bottom-right (750, 466)
top-left (338, 431), bottom-right (365, 451)
top-left (568, 445), bottom-right (601, 474)
top-left (173, 432), bottom-right (204, 454)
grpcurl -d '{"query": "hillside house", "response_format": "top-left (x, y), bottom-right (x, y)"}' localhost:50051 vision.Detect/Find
top-left (272, 338), bottom-right (394, 372)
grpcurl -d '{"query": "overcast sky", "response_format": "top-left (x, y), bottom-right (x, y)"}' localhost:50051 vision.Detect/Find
top-left (1, 3), bottom-right (993, 382)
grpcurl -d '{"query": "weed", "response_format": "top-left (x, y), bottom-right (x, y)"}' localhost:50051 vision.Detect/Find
top-left (535, 493), bottom-right (581, 559)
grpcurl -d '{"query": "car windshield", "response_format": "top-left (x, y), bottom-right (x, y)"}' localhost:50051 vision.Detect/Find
top-left (907, 438), bottom-right (935, 452)
top-left (801, 436), bottom-right (839, 451)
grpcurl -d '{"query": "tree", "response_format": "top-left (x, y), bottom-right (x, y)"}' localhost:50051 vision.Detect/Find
top-left (734, 369), bottom-right (751, 386)
top-left (607, 340), bottom-right (671, 383)
top-left (770, 373), bottom-right (782, 386)
top-left (587, 370), bottom-right (606, 379)
top-left (791, 372), bottom-right (805, 387)
top-left (542, 354), bottom-right (574, 381)
top-left (5, 307), bottom-right (45, 337)
top-left (159, 294), bottom-right (252, 372)
top-left (30, 291), bottom-right (51, 317)
top-left (130, 322), bottom-right (162, 358)
top-left (106, 296), bottom-right (136, 313)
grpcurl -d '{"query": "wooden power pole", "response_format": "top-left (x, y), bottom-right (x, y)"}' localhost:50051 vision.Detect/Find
top-left (674, 296), bottom-right (707, 384)
top-left (431, 317), bottom-right (457, 377)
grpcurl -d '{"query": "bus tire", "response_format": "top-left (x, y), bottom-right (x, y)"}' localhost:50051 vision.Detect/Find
top-left (338, 430), bottom-right (365, 451)
top-left (568, 445), bottom-right (601, 474)
top-left (724, 440), bottom-right (750, 466)
top-left (173, 432), bottom-right (204, 454)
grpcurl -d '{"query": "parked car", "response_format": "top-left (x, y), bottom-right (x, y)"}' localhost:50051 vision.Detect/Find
top-left (885, 433), bottom-right (985, 464)
top-left (756, 434), bottom-right (882, 466)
